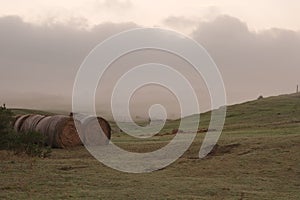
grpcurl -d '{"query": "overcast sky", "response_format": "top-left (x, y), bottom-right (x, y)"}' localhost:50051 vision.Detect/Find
top-left (0, 0), bottom-right (299, 118)
top-left (0, 0), bottom-right (299, 31)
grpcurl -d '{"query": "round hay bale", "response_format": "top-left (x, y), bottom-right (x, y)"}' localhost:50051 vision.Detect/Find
top-left (19, 114), bottom-right (46, 133)
top-left (81, 116), bottom-right (111, 146)
top-left (34, 116), bottom-right (53, 145)
top-left (53, 116), bottom-right (82, 148)
top-left (35, 115), bottom-right (82, 148)
top-left (12, 115), bottom-right (22, 129)
top-left (13, 114), bottom-right (31, 132)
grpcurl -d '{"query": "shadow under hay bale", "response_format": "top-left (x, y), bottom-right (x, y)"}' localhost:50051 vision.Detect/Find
top-left (207, 143), bottom-right (241, 156)
top-left (171, 129), bottom-right (184, 134)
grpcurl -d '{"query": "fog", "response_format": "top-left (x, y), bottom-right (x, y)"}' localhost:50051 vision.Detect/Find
top-left (0, 15), bottom-right (299, 119)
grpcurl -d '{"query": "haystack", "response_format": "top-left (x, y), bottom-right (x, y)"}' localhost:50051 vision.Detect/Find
top-left (34, 115), bottom-right (82, 148)
top-left (13, 114), bottom-right (111, 148)
top-left (80, 117), bottom-right (111, 146)
top-left (13, 114), bottom-right (31, 132)
top-left (19, 114), bottom-right (45, 133)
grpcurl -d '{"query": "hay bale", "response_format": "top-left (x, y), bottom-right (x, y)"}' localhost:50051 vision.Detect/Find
top-left (35, 115), bottom-right (82, 148)
top-left (81, 116), bottom-right (111, 146)
top-left (13, 114), bottom-right (111, 148)
top-left (13, 114), bottom-right (31, 132)
top-left (35, 116), bottom-right (53, 145)
top-left (12, 115), bottom-right (21, 129)
top-left (54, 116), bottom-right (82, 148)
top-left (19, 114), bottom-right (45, 133)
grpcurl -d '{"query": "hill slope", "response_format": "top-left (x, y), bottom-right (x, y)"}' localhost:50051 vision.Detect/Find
top-left (161, 93), bottom-right (300, 134)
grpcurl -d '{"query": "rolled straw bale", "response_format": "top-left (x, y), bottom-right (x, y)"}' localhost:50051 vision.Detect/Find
top-left (13, 114), bottom-right (30, 132)
top-left (80, 116), bottom-right (111, 146)
top-left (19, 114), bottom-right (45, 133)
top-left (35, 115), bottom-right (82, 148)
top-left (54, 116), bottom-right (82, 148)
top-left (12, 115), bottom-right (21, 129)
top-left (35, 116), bottom-right (54, 146)
top-left (13, 114), bottom-right (111, 148)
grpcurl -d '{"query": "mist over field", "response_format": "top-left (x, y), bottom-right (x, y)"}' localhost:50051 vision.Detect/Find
top-left (0, 13), bottom-right (299, 118)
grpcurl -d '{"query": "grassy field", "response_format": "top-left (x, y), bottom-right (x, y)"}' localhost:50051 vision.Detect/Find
top-left (1, 93), bottom-right (299, 199)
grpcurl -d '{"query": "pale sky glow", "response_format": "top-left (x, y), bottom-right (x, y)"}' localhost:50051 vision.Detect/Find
top-left (0, 0), bottom-right (299, 32)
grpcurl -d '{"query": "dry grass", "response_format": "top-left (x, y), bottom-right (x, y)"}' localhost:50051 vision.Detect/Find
top-left (0, 131), bottom-right (299, 200)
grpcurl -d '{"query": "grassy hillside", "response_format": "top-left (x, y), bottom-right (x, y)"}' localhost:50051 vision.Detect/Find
top-left (215, 92), bottom-right (300, 130)
top-left (1, 93), bottom-right (299, 199)
top-left (158, 92), bottom-right (300, 134)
